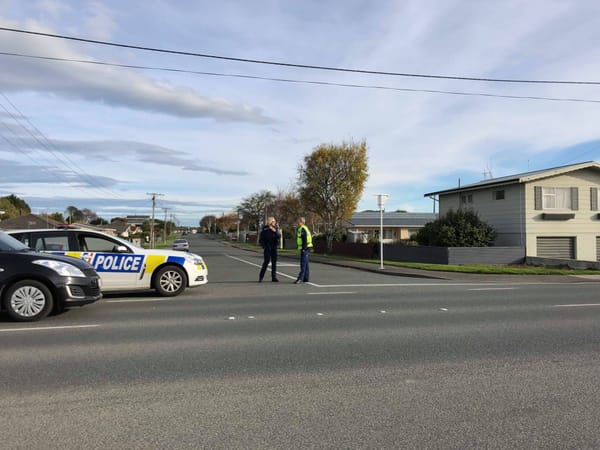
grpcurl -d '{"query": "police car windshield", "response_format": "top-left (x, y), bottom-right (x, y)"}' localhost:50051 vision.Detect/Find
top-left (0, 231), bottom-right (31, 252)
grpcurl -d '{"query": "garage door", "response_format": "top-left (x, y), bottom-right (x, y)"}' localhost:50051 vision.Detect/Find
top-left (536, 237), bottom-right (575, 259)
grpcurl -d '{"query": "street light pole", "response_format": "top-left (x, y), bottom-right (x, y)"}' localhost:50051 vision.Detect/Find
top-left (375, 194), bottom-right (389, 269)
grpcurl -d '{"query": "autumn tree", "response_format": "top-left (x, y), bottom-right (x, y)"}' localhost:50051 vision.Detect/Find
top-left (298, 140), bottom-right (369, 253)
top-left (238, 190), bottom-right (276, 236)
top-left (216, 213), bottom-right (238, 233)
top-left (199, 215), bottom-right (217, 233)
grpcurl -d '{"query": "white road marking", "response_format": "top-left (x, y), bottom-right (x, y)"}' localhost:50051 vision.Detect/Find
top-left (311, 282), bottom-right (588, 288)
top-left (0, 324), bottom-right (100, 333)
top-left (105, 298), bottom-right (187, 303)
top-left (553, 303), bottom-right (600, 308)
top-left (468, 287), bottom-right (516, 291)
top-left (307, 291), bottom-right (355, 295)
top-left (226, 254), bottom-right (314, 283)
top-left (225, 255), bottom-right (599, 289)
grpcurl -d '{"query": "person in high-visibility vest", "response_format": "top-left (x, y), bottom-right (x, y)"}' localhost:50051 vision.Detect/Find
top-left (294, 217), bottom-right (313, 284)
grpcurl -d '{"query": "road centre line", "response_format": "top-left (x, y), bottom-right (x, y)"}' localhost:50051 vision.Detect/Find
top-left (468, 287), bottom-right (516, 291)
top-left (307, 291), bottom-right (356, 295)
top-left (553, 303), bottom-right (600, 308)
top-left (105, 297), bottom-right (190, 303)
top-left (0, 324), bottom-right (100, 333)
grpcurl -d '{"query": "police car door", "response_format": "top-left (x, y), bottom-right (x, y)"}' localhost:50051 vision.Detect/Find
top-left (78, 233), bottom-right (145, 290)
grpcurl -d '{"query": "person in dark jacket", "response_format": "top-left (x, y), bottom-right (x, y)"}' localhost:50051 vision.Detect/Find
top-left (259, 216), bottom-right (281, 282)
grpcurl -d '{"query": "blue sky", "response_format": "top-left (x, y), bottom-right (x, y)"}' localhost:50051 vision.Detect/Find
top-left (1, 0), bottom-right (600, 225)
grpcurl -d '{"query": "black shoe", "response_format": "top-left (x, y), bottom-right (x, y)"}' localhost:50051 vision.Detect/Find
top-left (303, 279), bottom-right (309, 283)
top-left (294, 280), bottom-right (302, 284)
top-left (272, 278), bottom-right (279, 282)
top-left (259, 278), bottom-right (263, 283)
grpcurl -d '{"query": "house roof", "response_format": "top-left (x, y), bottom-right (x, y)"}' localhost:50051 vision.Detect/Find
top-left (424, 160), bottom-right (600, 197)
top-left (349, 211), bottom-right (437, 227)
top-left (0, 213), bottom-right (61, 230)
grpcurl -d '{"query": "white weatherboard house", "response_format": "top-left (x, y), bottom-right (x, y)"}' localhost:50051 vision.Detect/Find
top-left (424, 161), bottom-right (600, 262)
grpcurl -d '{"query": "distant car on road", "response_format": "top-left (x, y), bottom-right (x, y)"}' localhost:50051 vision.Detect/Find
top-left (8, 229), bottom-right (207, 297)
top-left (0, 231), bottom-right (101, 322)
top-left (172, 238), bottom-right (190, 252)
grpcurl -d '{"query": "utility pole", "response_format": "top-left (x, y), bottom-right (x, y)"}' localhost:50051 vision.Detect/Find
top-left (147, 192), bottom-right (164, 248)
top-left (375, 194), bottom-right (389, 270)
top-left (162, 207), bottom-right (171, 243)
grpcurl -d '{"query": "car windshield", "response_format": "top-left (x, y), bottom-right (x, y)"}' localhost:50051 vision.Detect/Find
top-left (0, 231), bottom-right (31, 252)
top-left (174, 239), bottom-right (187, 244)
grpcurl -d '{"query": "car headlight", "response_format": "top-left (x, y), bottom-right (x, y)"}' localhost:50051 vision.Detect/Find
top-left (33, 259), bottom-right (86, 278)
top-left (185, 253), bottom-right (204, 266)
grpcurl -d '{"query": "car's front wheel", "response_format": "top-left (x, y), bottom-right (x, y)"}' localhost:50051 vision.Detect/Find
top-left (3, 280), bottom-right (54, 322)
top-left (153, 265), bottom-right (187, 297)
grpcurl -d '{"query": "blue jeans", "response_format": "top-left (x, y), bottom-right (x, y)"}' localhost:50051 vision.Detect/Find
top-left (297, 249), bottom-right (310, 282)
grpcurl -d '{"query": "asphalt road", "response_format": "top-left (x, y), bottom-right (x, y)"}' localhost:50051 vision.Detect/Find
top-left (2, 234), bottom-right (600, 449)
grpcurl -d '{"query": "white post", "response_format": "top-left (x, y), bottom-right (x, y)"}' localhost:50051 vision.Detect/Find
top-left (375, 194), bottom-right (389, 269)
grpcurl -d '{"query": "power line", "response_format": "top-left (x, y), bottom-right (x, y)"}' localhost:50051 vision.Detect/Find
top-left (0, 92), bottom-right (126, 199)
top-left (1, 26), bottom-right (599, 86)
top-left (2, 51), bottom-right (600, 105)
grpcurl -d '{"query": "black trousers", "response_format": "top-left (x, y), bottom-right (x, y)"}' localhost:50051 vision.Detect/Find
top-left (259, 246), bottom-right (278, 280)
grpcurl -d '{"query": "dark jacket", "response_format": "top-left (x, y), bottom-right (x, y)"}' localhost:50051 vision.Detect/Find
top-left (259, 225), bottom-right (280, 249)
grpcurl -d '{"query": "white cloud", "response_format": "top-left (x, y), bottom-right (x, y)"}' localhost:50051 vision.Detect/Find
top-left (0, 19), bottom-right (274, 123)
top-left (3, 1), bottom-right (600, 223)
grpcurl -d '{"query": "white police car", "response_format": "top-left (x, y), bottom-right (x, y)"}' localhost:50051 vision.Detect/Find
top-left (8, 229), bottom-right (208, 297)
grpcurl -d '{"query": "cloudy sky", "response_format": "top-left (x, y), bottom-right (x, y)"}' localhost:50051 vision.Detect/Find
top-left (2, 0), bottom-right (600, 225)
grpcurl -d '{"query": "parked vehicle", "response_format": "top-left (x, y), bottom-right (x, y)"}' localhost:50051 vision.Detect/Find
top-left (8, 229), bottom-right (208, 297)
top-left (0, 231), bottom-right (101, 322)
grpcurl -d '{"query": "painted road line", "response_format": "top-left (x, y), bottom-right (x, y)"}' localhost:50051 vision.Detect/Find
top-left (0, 324), bottom-right (100, 333)
top-left (307, 291), bottom-right (356, 295)
top-left (226, 254), bottom-right (314, 284)
top-left (553, 303), bottom-right (600, 308)
top-left (105, 297), bottom-right (192, 303)
top-left (468, 287), bottom-right (516, 291)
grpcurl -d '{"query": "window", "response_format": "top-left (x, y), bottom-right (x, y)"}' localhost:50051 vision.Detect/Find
top-left (81, 235), bottom-right (120, 252)
top-left (382, 229), bottom-right (394, 240)
top-left (534, 186), bottom-right (579, 210)
top-left (493, 190), bottom-right (505, 200)
top-left (35, 235), bottom-right (69, 251)
top-left (460, 194), bottom-right (473, 203)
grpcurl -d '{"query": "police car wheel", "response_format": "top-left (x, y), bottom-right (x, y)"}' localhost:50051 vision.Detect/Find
top-left (3, 280), bottom-right (54, 322)
top-left (154, 265), bottom-right (187, 297)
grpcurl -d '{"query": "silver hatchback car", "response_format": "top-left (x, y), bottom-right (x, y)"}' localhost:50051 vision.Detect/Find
top-left (172, 238), bottom-right (190, 252)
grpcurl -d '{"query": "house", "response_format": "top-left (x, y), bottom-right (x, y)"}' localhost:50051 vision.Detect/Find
top-left (0, 213), bottom-right (61, 230)
top-left (347, 210), bottom-right (438, 243)
top-left (424, 161), bottom-right (600, 262)
top-left (0, 214), bottom-right (134, 240)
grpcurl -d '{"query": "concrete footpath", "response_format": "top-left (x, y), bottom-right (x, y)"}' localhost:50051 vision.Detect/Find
top-left (228, 241), bottom-right (600, 284)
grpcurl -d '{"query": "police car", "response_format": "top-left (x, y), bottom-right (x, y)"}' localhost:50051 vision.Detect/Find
top-left (8, 229), bottom-right (208, 297)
